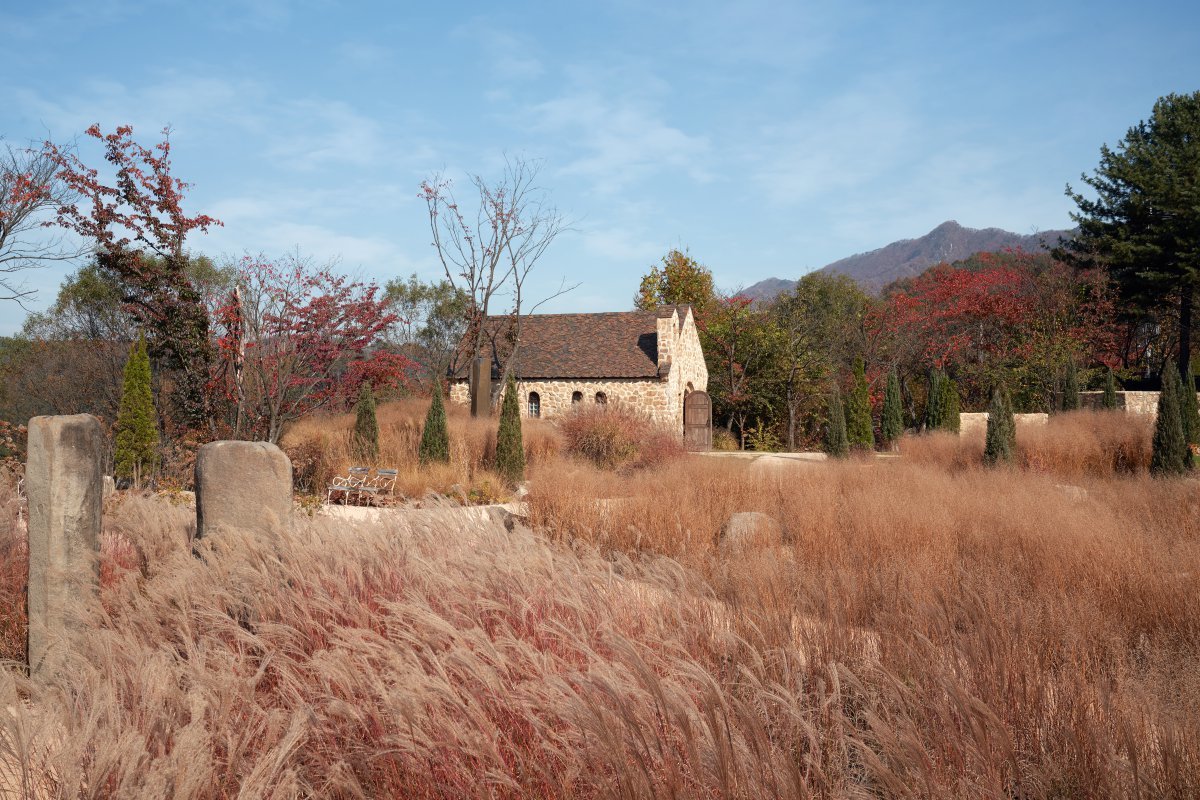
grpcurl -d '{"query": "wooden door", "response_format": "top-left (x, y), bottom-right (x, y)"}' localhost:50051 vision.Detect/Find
top-left (684, 391), bottom-right (712, 450)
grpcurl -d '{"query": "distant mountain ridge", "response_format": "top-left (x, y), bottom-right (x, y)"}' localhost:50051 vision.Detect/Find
top-left (742, 221), bottom-right (1075, 299)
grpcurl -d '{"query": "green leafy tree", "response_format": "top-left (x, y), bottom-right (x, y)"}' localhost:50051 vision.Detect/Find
top-left (419, 380), bottom-right (451, 465)
top-left (351, 383), bottom-right (379, 462)
top-left (824, 385), bottom-right (849, 458)
top-left (384, 274), bottom-right (470, 383)
top-left (113, 334), bottom-right (159, 485)
top-left (1103, 367), bottom-right (1120, 410)
top-left (1151, 363), bottom-right (1189, 476)
top-left (1062, 360), bottom-right (1081, 411)
top-left (633, 249), bottom-right (716, 313)
top-left (983, 386), bottom-right (1016, 466)
top-left (1178, 360), bottom-right (1198, 447)
top-left (495, 373), bottom-right (525, 484)
top-left (1063, 91), bottom-right (1200, 377)
top-left (881, 369), bottom-right (905, 446)
top-left (845, 358), bottom-right (873, 450)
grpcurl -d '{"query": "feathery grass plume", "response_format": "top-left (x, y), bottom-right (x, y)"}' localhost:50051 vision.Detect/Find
top-left (825, 384), bottom-right (849, 458)
top-left (983, 386), bottom-right (1016, 466)
top-left (419, 380), bottom-right (451, 465)
top-left (1103, 366), bottom-right (1120, 410)
top-left (495, 372), bottom-right (525, 484)
top-left (1151, 363), bottom-right (1188, 476)
top-left (113, 333), bottom-right (159, 486)
top-left (1062, 359), bottom-right (1081, 411)
top-left (845, 357), bottom-right (874, 450)
top-left (351, 382), bottom-right (379, 462)
top-left (924, 369), bottom-right (946, 432)
top-left (940, 377), bottom-right (961, 433)
top-left (1177, 360), bottom-right (1198, 449)
top-left (881, 369), bottom-right (904, 446)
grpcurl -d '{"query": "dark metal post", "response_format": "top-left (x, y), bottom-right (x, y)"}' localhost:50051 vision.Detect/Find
top-left (470, 356), bottom-right (491, 418)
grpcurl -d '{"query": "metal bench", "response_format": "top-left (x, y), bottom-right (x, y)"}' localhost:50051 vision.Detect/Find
top-left (356, 468), bottom-right (398, 506)
top-left (326, 466), bottom-right (372, 505)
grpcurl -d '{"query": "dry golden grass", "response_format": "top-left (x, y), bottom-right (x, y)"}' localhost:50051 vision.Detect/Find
top-left (0, 408), bottom-right (1197, 797)
top-left (281, 397), bottom-right (563, 499)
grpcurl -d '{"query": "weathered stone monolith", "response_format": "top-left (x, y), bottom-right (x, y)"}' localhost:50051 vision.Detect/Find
top-left (195, 441), bottom-right (292, 541)
top-left (25, 414), bottom-right (103, 678)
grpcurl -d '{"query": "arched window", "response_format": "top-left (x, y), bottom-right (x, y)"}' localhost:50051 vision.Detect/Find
top-left (595, 391), bottom-right (608, 405)
top-left (571, 390), bottom-right (583, 405)
top-left (528, 391), bottom-right (541, 418)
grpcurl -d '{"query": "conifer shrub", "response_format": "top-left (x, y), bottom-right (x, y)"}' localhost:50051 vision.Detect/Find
top-left (1102, 367), bottom-right (1120, 410)
top-left (983, 386), bottom-right (1016, 466)
top-left (114, 334), bottom-right (159, 486)
top-left (845, 358), bottom-right (874, 450)
top-left (351, 383), bottom-right (379, 462)
top-left (881, 369), bottom-right (904, 446)
top-left (1062, 360), bottom-right (1081, 411)
top-left (1177, 360), bottom-right (1198, 449)
top-left (495, 373), bottom-right (525, 484)
top-left (825, 385), bottom-right (849, 458)
top-left (419, 381), bottom-right (451, 465)
top-left (940, 378), bottom-right (961, 433)
top-left (924, 370), bottom-right (947, 432)
top-left (1150, 364), bottom-right (1188, 476)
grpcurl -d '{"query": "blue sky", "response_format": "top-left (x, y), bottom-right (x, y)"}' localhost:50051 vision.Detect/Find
top-left (1, 0), bottom-right (1197, 333)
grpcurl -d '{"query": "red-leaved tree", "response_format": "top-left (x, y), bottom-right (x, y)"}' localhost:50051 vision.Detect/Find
top-left (44, 124), bottom-right (222, 428)
top-left (213, 255), bottom-right (414, 443)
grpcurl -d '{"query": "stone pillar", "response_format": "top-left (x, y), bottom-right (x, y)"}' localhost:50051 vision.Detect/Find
top-left (470, 356), bottom-right (492, 418)
top-left (25, 414), bottom-right (103, 678)
top-left (195, 441), bottom-right (292, 541)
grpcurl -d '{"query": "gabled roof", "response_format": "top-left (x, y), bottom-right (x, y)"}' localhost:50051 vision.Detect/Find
top-left (454, 306), bottom-right (689, 380)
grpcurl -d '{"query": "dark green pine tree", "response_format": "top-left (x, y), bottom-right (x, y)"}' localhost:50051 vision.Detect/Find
top-left (1151, 363), bottom-right (1189, 476)
top-left (983, 386), bottom-right (1016, 466)
top-left (419, 380), bottom-right (451, 465)
top-left (351, 382), bottom-right (379, 462)
top-left (1062, 359), bottom-right (1081, 411)
top-left (924, 370), bottom-right (946, 432)
top-left (825, 385), bottom-right (849, 458)
top-left (1102, 366), bottom-right (1120, 410)
top-left (940, 378), bottom-right (961, 433)
top-left (1177, 360), bottom-right (1199, 450)
top-left (114, 334), bottom-right (159, 486)
top-left (845, 358), bottom-right (874, 450)
top-left (881, 369), bottom-right (905, 447)
top-left (495, 373), bottom-right (525, 484)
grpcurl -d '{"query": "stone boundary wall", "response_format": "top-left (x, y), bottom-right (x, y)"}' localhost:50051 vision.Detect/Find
top-left (959, 412), bottom-right (1049, 437)
top-left (1079, 390), bottom-right (1200, 419)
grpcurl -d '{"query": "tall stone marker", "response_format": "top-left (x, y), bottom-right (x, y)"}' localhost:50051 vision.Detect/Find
top-left (195, 441), bottom-right (293, 541)
top-left (470, 356), bottom-right (491, 418)
top-left (26, 414), bottom-right (103, 678)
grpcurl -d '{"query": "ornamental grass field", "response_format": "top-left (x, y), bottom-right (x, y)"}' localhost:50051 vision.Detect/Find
top-left (1, 410), bottom-right (1198, 798)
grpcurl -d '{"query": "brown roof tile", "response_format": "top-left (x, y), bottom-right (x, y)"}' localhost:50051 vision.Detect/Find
top-left (454, 308), bottom-right (684, 380)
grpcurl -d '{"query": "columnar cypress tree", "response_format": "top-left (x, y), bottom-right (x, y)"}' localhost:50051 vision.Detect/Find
top-left (845, 358), bottom-right (874, 450)
top-left (924, 370), bottom-right (946, 432)
top-left (940, 378), bottom-right (961, 433)
top-left (114, 334), bottom-right (159, 486)
top-left (881, 369), bottom-right (905, 446)
top-left (495, 373), bottom-right (525, 484)
top-left (1151, 364), bottom-right (1189, 476)
top-left (1102, 367), bottom-right (1120, 410)
top-left (1062, 360), bottom-right (1081, 411)
top-left (983, 387), bottom-right (1016, 466)
top-left (1177, 360), bottom-right (1199, 449)
top-left (351, 382), bottom-right (379, 462)
top-left (825, 385), bottom-right (849, 458)
top-left (419, 380), bottom-right (451, 465)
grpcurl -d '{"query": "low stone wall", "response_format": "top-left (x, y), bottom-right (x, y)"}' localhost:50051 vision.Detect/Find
top-left (1079, 390), bottom-right (1200, 419)
top-left (959, 412), bottom-right (1049, 437)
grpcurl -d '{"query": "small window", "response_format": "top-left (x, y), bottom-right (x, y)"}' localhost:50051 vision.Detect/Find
top-left (571, 391), bottom-right (583, 405)
top-left (595, 391), bottom-right (607, 405)
top-left (528, 391), bottom-right (541, 418)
